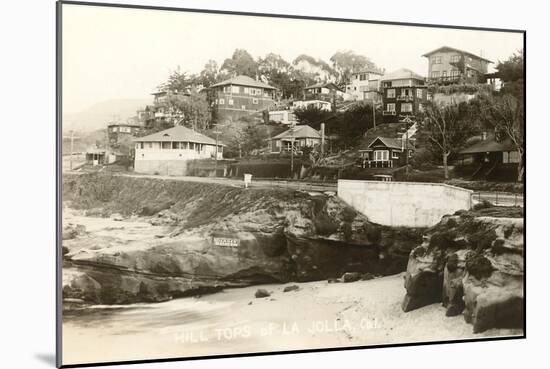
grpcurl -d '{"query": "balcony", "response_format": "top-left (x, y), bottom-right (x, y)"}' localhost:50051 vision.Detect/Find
top-left (427, 75), bottom-right (461, 84)
top-left (383, 111), bottom-right (396, 116)
top-left (396, 95), bottom-right (414, 102)
top-left (362, 160), bottom-right (394, 168)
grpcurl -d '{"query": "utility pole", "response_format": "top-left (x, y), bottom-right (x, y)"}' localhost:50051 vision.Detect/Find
top-left (405, 128), bottom-right (409, 179)
top-left (289, 124), bottom-right (295, 175)
top-left (63, 130), bottom-right (80, 171)
top-left (212, 122), bottom-right (227, 177)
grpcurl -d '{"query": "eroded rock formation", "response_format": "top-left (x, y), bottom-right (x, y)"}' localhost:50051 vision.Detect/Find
top-left (402, 209), bottom-right (524, 333)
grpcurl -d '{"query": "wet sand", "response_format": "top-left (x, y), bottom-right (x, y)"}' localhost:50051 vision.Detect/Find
top-left (62, 274), bottom-right (521, 366)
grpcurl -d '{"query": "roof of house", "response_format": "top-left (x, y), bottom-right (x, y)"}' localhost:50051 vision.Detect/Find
top-left (363, 136), bottom-right (414, 150)
top-left (351, 68), bottom-right (384, 76)
top-left (272, 125), bottom-right (321, 140)
top-left (458, 135), bottom-right (515, 154)
top-left (210, 75), bottom-right (277, 90)
top-left (422, 46), bottom-right (493, 63)
top-left (304, 82), bottom-right (342, 91)
top-left (133, 126), bottom-right (220, 145)
top-left (380, 68), bottom-right (425, 82)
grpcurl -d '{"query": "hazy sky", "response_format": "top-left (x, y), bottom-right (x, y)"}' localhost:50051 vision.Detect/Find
top-left (62, 4), bottom-right (523, 113)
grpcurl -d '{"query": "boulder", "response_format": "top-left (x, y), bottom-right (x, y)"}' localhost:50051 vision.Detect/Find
top-left (341, 272), bottom-right (362, 283)
top-left (401, 246), bottom-right (443, 312)
top-left (402, 214), bottom-right (524, 333)
top-left (442, 250), bottom-right (469, 316)
top-left (283, 285), bottom-right (300, 292)
top-left (255, 289), bottom-right (270, 298)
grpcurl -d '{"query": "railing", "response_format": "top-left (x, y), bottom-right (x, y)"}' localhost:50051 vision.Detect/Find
top-left (396, 95), bottom-right (414, 102)
top-left (427, 75), bottom-right (461, 83)
top-left (362, 160), bottom-right (394, 168)
top-left (383, 111), bottom-right (396, 115)
top-left (472, 191), bottom-right (524, 207)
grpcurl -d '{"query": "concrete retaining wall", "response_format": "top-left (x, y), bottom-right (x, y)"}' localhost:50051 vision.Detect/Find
top-left (338, 180), bottom-right (473, 227)
top-left (134, 160), bottom-right (190, 176)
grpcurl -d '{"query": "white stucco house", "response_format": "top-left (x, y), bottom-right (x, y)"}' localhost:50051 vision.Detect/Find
top-left (133, 126), bottom-right (224, 175)
top-left (345, 69), bottom-right (385, 101)
top-left (292, 99), bottom-right (332, 112)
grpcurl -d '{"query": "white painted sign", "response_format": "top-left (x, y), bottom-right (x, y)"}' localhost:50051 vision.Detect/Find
top-left (213, 237), bottom-right (240, 248)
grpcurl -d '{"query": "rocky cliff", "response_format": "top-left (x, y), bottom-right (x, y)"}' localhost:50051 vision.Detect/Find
top-left (62, 173), bottom-right (422, 305)
top-left (402, 206), bottom-right (524, 333)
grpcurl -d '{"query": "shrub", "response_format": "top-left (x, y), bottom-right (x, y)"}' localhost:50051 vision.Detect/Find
top-left (313, 212), bottom-right (339, 235)
top-left (365, 225), bottom-right (382, 244)
top-left (429, 230), bottom-right (458, 250)
top-left (468, 229), bottom-right (497, 252)
top-left (466, 255), bottom-right (494, 279)
top-left (446, 253), bottom-right (459, 272)
top-left (473, 200), bottom-right (494, 211)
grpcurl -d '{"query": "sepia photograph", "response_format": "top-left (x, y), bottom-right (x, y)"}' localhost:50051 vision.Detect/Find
top-left (58, 1), bottom-right (525, 367)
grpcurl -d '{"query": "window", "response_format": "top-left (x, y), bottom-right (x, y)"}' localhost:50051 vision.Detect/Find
top-left (147, 142), bottom-right (152, 149)
top-left (374, 150), bottom-right (389, 161)
top-left (442, 71), bottom-right (448, 78)
top-left (244, 87), bottom-right (249, 94)
top-left (451, 70), bottom-right (460, 77)
top-left (392, 151), bottom-right (399, 159)
top-left (503, 151), bottom-right (520, 163)
top-left (401, 88), bottom-right (410, 96)
top-left (252, 98), bottom-right (259, 104)
top-left (401, 103), bottom-right (413, 112)
top-left (231, 86), bottom-right (239, 93)
top-left (431, 71), bottom-right (440, 78)
top-left (360, 74), bottom-right (367, 81)
top-left (172, 142), bottom-right (179, 149)
top-left (387, 89), bottom-right (395, 98)
top-left (241, 105), bottom-right (246, 110)
top-left (416, 89), bottom-right (423, 98)
top-left (386, 103), bottom-right (396, 112)
top-left (432, 56), bottom-right (442, 64)
top-left (162, 142), bottom-right (171, 149)
top-left (451, 55), bottom-right (460, 63)
top-left (219, 98), bottom-right (225, 105)
top-left (228, 99), bottom-right (234, 106)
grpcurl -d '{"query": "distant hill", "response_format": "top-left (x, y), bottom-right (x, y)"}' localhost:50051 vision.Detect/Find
top-left (63, 98), bottom-right (150, 133)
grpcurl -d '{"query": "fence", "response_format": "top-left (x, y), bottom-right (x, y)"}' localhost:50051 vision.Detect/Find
top-left (472, 191), bottom-right (524, 207)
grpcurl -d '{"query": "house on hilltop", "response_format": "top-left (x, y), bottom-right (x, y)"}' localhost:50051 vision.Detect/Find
top-left (456, 132), bottom-right (520, 181)
top-left (358, 136), bottom-right (414, 169)
top-left (423, 46), bottom-right (492, 84)
top-left (133, 125), bottom-right (224, 175)
top-left (381, 69), bottom-right (428, 123)
top-left (209, 75), bottom-right (277, 121)
top-left (269, 125), bottom-right (324, 154)
top-left (345, 69), bottom-right (384, 101)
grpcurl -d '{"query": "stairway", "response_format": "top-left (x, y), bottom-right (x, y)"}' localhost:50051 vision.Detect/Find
top-left (471, 162), bottom-right (498, 180)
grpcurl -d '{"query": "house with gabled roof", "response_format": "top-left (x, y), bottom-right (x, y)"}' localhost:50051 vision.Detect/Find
top-left (422, 46), bottom-right (493, 84)
top-left (269, 125), bottom-right (323, 154)
top-left (133, 125), bottom-right (224, 175)
top-left (456, 132), bottom-right (519, 181)
top-left (210, 75), bottom-right (277, 120)
top-left (358, 136), bottom-right (414, 168)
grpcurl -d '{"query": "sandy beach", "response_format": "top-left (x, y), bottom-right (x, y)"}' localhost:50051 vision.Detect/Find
top-left (62, 273), bottom-right (521, 365)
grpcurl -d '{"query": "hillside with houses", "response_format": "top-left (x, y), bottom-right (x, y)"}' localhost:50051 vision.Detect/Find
top-left (64, 46), bottom-right (524, 191)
